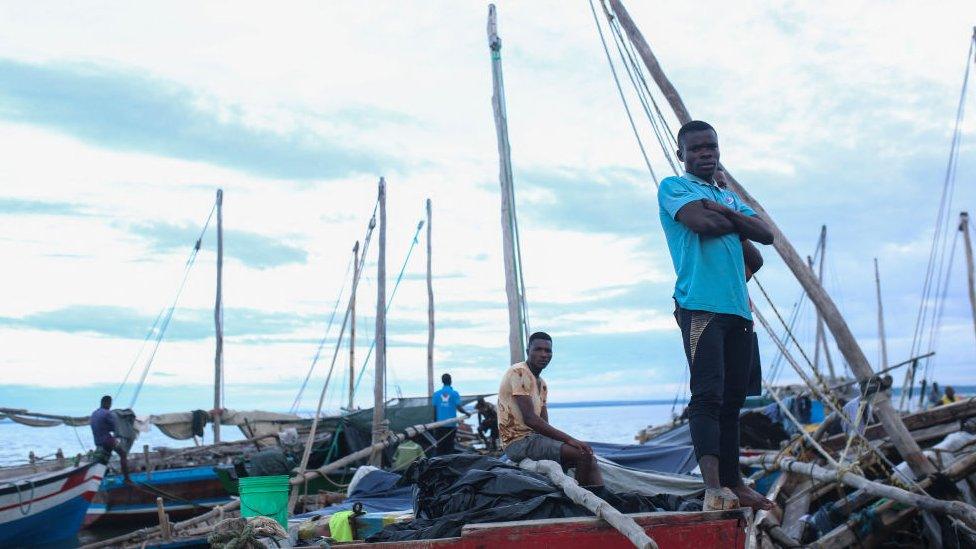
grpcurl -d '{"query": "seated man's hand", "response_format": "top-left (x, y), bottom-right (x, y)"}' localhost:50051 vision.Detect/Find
top-left (567, 438), bottom-right (593, 456)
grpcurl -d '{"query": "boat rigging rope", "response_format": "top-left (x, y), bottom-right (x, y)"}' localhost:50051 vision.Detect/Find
top-left (290, 251), bottom-right (356, 413)
top-left (911, 35), bottom-right (975, 392)
top-left (293, 196), bottom-right (381, 480)
top-left (587, 0), bottom-right (659, 184)
top-left (122, 198), bottom-right (218, 408)
top-left (352, 217), bottom-right (427, 399)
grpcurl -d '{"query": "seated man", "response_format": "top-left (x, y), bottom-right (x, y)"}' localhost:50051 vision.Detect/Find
top-left (497, 332), bottom-right (602, 486)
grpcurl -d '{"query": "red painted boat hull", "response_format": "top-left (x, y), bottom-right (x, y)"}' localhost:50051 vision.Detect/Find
top-left (344, 510), bottom-right (748, 548)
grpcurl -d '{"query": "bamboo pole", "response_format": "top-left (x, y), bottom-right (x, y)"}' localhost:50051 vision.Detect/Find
top-left (426, 198), bottom-right (435, 399)
top-left (370, 178), bottom-right (388, 466)
top-left (605, 0), bottom-right (934, 477)
top-left (961, 212), bottom-right (976, 348)
top-left (875, 258), bottom-right (889, 370)
top-left (291, 416), bottom-right (465, 485)
top-left (488, 4), bottom-right (527, 364)
top-left (350, 240), bottom-right (359, 410)
top-left (744, 454), bottom-right (976, 530)
top-left (156, 497), bottom-right (172, 541)
top-left (213, 188), bottom-right (223, 443)
top-left (519, 459), bottom-right (657, 549)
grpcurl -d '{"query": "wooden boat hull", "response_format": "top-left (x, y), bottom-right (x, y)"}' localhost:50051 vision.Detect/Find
top-left (85, 465), bottom-right (232, 527)
top-left (343, 509), bottom-right (749, 548)
top-left (0, 462), bottom-right (105, 547)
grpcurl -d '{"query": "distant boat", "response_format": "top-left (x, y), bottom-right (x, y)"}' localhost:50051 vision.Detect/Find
top-left (0, 461), bottom-right (106, 546)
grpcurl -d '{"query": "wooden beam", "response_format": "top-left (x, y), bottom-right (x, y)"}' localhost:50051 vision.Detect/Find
top-left (519, 458), bottom-right (658, 548)
top-left (744, 454), bottom-right (976, 530)
top-left (370, 178), bottom-right (388, 465)
top-left (781, 477), bottom-right (813, 541)
top-left (487, 4), bottom-right (527, 364)
top-left (605, 0), bottom-right (934, 477)
top-left (822, 398), bottom-right (976, 450)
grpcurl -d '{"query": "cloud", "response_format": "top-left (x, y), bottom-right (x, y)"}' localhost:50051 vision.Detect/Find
top-left (0, 197), bottom-right (87, 216)
top-left (0, 305), bottom-right (308, 341)
top-left (0, 58), bottom-right (397, 180)
top-left (516, 166), bottom-right (660, 235)
top-left (128, 221), bottom-right (307, 269)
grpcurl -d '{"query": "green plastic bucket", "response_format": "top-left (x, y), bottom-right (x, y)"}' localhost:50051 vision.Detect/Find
top-left (238, 475), bottom-right (289, 528)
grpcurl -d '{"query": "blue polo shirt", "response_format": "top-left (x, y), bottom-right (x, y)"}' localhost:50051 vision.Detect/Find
top-left (658, 172), bottom-right (756, 320)
top-left (432, 385), bottom-right (461, 421)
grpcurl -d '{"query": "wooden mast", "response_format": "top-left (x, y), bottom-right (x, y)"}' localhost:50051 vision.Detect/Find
top-left (349, 240), bottom-right (359, 410)
top-left (488, 4), bottom-right (527, 364)
top-left (961, 211), bottom-right (976, 347)
top-left (606, 0), bottom-right (935, 475)
top-left (370, 178), bottom-right (387, 465)
top-left (213, 188), bottom-right (223, 443)
top-left (426, 198), bottom-right (435, 398)
top-left (811, 226), bottom-right (837, 379)
top-left (875, 257), bottom-right (889, 370)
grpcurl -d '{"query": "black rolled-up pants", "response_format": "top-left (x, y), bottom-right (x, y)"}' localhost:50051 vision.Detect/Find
top-left (676, 306), bottom-right (754, 487)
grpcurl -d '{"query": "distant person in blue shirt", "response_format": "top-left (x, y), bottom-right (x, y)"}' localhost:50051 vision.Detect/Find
top-left (431, 373), bottom-right (467, 456)
top-left (659, 120), bottom-right (774, 512)
top-left (91, 395), bottom-right (131, 483)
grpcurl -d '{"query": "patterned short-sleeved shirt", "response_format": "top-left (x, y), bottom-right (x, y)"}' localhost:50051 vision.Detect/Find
top-left (497, 362), bottom-right (548, 448)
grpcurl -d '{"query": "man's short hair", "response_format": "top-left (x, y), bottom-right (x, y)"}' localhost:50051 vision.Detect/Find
top-left (677, 120), bottom-right (716, 148)
top-left (442, 373), bottom-right (452, 385)
top-left (100, 395), bottom-right (112, 407)
top-left (528, 332), bottom-right (552, 346)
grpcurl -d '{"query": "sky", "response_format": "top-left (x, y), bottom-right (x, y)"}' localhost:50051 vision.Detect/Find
top-left (1, 1), bottom-right (976, 417)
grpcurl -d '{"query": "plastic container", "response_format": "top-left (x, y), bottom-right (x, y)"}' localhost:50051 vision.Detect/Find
top-left (238, 475), bottom-right (290, 528)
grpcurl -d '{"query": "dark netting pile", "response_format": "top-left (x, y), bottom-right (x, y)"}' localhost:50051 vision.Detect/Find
top-left (367, 454), bottom-right (698, 542)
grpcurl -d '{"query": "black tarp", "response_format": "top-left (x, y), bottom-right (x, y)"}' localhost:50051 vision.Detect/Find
top-left (367, 454), bottom-right (693, 542)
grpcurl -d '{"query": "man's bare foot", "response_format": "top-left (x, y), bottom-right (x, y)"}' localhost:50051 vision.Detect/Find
top-left (703, 487), bottom-right (739, 511)
top-left (729, 483), bottom-right (774, 511)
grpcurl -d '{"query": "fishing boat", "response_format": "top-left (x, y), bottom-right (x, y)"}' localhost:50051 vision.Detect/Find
top-left (0, 461), bottom-right (106, 547)
top-left (341, 510), bottom-right (749, 548)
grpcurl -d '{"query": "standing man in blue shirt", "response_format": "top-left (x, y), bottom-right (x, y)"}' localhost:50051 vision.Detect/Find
top-left (91, 395), bottom-right (132, 484)
top-left (431, 373), bottom-right (467, 456)
top-left (658, 120), bottom-right (774, 512)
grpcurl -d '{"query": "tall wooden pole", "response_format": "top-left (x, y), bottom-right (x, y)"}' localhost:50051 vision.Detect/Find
top-left (488, 4), bottom-right (527, 365)
top-left (426, 199), bottom-right (435, 398)
top-left (875, 258), bottom-right (889, 370)
top-left (213, 189), bottom-right (223, 443)
top-left (961, 212), bottom-right (976, 348)
top-left (606, 0), bottom-right (934, 476)
top-left (370, 178), bottom-right (387, 465)
top-left (349, 241), bottom-right (359, 410)
top-left (813, 226), bottom-right (836, 379)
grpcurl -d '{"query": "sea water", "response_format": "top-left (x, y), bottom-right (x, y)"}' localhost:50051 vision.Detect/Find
top-left (0, 401), bottom-right (678, 465)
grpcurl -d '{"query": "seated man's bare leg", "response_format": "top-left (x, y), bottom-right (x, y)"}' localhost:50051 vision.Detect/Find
top-left (559, 444), bottom-right (603, 487)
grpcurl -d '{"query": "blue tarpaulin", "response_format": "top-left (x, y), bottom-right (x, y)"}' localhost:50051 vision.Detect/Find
top-left (293, 469), bottom-right (413, 520)
top-left (589, 441), bottom-right (698, 475)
